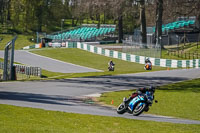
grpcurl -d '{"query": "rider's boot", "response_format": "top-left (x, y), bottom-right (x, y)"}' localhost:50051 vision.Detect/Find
top-left (124, 97), bottom-right (134, 104)
top-left (144, 106), bottom-right (149, 112)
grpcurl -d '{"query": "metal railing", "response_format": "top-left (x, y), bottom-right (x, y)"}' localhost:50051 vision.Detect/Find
top-left (167, 50), bottom-right (200, 59)
top-left (122, 40), bottom-right (161, 58)
top-left (14, 64), bottom-right (41, 77)
top-left (0, 61), bottom-right (41, 79)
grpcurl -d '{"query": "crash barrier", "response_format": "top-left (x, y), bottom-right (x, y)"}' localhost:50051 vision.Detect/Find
top-left (23, 41), bottom-right (78, 49)
top-left (14, 64), bottom-right (41, 77)
top-left (23, 43), bottom-right (41, 49)
top-left (22, 42), bottom-right (200, 68)
top-left (0, 61), bottom-right (41, 78)
top-left (76, 42), bottom-right (200, 68)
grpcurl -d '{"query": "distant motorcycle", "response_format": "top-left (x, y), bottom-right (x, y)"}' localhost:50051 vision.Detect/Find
top-left (108, 65), bottom-right (115, 71)
top-left (144, 62), bottom-right (152, 70)
top-left (117, 90), bottom-right (157, 116)
top-left (144, 58), bottom-right (152, 70)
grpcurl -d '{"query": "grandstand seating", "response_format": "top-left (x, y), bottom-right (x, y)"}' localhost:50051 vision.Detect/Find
top-left (153, 20), bottom-right (195, 33)
top-left (47, 25), bottom-right (116, 41)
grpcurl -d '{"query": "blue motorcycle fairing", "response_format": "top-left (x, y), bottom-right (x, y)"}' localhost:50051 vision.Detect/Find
top-left (128, 95), bottom-right (145, 111)
top-left (146, 91), bottom-right (154, 101)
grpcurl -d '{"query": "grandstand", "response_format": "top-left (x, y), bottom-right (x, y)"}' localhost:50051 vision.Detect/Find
top-left (46, 24), bottom-right (116, 42)
top-left (153, 19), bottom-right (196, 33)
top-left (134, 16), bottom-right (200, 45)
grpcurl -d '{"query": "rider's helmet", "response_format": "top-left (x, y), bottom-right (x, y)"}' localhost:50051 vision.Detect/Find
top-left (145, 58), bottom-right (150, 63)
top-left (149, 86), bottom-right (155, 93)
top-left (137, 87), bottom-right (147, 94)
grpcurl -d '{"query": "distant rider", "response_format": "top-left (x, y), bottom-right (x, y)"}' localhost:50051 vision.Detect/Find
top-left (145, 58), bottom-right (152, 70)
top-left (108, 60), bottom-right (115, 68)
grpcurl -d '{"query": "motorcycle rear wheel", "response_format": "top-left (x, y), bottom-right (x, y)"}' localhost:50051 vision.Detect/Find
top-left (117, 103), bottom-right (126, 114)
top-left (132, 101), bottom-right (147, 116)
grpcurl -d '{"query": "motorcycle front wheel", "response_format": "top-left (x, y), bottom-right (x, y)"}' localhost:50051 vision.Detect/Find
top-left (132, 101), bottom-right (147, 116)
top-left (117, 102), bottom-right (126, 114)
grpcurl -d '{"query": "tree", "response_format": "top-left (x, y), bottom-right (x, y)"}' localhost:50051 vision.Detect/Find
top-left (0, 0), bottom-right (7, 24)
top-left (0, 0), bottom-right (12, 33)
top-left (155, 0), bottom-right (163, 47)
top-left (139, 0), bottom-right (147, 44)
top-left (108, 0), bottom-right (127, 43)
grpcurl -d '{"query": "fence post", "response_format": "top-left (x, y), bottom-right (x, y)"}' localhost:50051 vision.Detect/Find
top-left (10, 37), bottom-right (16, 80)
top-left (39, 68), bottom-right (42, 77)
top-left (181, 51), bottom-right (183, 58)
top-left (189, 52), bottom-right (190, 59)
top-left (3, 46), bottom-right (8, 80)
top-left (178, 51), bottom-right (180, 58)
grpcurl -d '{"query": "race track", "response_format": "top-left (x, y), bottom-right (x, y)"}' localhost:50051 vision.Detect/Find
top-left (0, 50), bottom-right (102, 73)
top-left (1, 68), bottom-right (200, 124)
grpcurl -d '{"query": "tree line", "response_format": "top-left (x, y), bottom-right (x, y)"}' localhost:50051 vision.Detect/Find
top-left (0, 0), bottom-right (199, 45)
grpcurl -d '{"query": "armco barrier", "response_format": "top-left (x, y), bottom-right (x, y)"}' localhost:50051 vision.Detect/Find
top-left (76, 42), bottom-right (200, 68)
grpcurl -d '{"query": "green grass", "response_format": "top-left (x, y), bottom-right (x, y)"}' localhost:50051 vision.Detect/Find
top-left (189, 45), bottom-right (200, 53)
top-left (31, 48), bottom-right (166, 78)
top-left (100, 43), bottom-right (122, 46)
top-left (161, 48), bottom-right (200, 60)
top-left (0, 34), bottom-right (35, 50)
top-left (0, 69), bottom-right (2, 80)
top-left (162, 42), bottom-right (200, 60)
top-left (161, 49), bottom-right (184, 60)
top-left (98, 78), bottom-right (200, 121)
top-left (0, 34), bottom-right (13, 50)
top-left (0, 104), bottom-right (199, 133)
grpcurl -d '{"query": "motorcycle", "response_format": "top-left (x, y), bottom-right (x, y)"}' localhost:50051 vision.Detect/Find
top-left (117, 90), bottom-right (157, 116)
top-left (108, 65), bottom-right (115, 71)
top-left (144, 62), bottom-right (152, 70)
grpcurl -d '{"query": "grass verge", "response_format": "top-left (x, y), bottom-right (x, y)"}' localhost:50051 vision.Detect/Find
top-left (0, 34), bottom-right (34, 50)
top-left (0, 104), bottom-right (199, 133)
top-left (98, 78), bottom-right (200, 121)
top-left (162, 42), bottom-right (200, 60)
top-left (31, 48), bottom-right (166, 78)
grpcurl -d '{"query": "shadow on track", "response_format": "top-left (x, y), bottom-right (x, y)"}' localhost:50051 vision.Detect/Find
top-left (0, 91), bottom-right (89, 106)
top-left (40, 76), bottom-right (188, 89)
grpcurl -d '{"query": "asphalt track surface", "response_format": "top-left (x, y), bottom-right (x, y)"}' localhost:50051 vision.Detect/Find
top-left (0, 50), bottom-right (102, 73)
top-left (1, 68), bottom-right (200, 124)
top-left (0, 50), bottom-right (200, 124)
